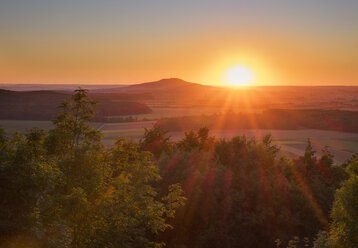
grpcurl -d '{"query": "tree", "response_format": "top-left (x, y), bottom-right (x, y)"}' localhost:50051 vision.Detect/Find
top-left (0, 89), bottom-right (185, 248)
top-left (314, 157), bottom-right (358, 248)
top-left (177, 127), bottom-right (215, 152)
top-left (140, 125), bottom-right (172, 158)
top-left (84, 138), bottom-right (185, 248)
top-left (45, 88), bottom-right (101, 156)
top-left (0, 128), bottom-right (59, 247)
top-left (37, 89), bottom-right (108, 248)
top-left (158, 130), bottom-right (347, 248)
top-left (303, 138), bottom-right (316, 168)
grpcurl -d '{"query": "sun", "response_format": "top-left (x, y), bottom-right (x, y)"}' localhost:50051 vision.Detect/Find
top-left (224, 65), bottom-right (254, 86)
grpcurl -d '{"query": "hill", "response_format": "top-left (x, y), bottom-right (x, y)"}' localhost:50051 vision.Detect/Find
top-left (0, 90), bottom-right (152, 121)
top-left (96, 79), bottom-right (358, 110)
top-left (156, 109), bottom-right (358, 133)
top-left (0, 84), bottom-right (128, 92)
top-left (97, 78), bottom-right (217, 93)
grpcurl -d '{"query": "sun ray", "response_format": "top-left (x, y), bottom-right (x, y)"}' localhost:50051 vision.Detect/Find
top-left (291, 164), bottom-right (329, 227)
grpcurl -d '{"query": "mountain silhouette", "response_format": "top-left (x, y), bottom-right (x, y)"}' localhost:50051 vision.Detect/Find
top-left (97, 78), bottom-right (216, 93)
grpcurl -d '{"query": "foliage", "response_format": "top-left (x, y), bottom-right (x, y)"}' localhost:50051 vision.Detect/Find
top-left (0, 127), bottom-right (60, 246)
top-left (158, 135), bottom-right (346, 248)
top-left (140, 125), bottom-right (172, 158)
top-left (314, 157), bottom-right (358, 248)
top-left (1, 88), bottom-right (355, 248)
top-left (177, 127), bottom-right (215, 152)
top-left (0, 89), bottom-right (184, 248)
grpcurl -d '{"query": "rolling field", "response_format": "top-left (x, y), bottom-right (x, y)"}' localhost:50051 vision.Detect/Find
top-left (0, 120), bottom-right (54, 133)
top-left (100, 121), bottom-right (156, 146)
top-left (1, 120), bottom-right (357, 164)
top-left (0, 120), bottom-right (103, 134)
top-left (113, 106), bottom-right (238, 120)
top-left (101, 126), bottom-right (358, 164)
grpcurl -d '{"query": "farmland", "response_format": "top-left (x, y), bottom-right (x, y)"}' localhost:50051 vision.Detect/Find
top-left (113, 106), bottom-right (228, 120)
top-left (2, 119), bottom-right (357, 164)
top-left (2, 82), bottom-right (358, 165)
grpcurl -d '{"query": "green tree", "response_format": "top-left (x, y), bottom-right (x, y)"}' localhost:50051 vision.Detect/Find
top-left (0, 89), bottom-right (185, 248)
top-left (45, 88), bottom-right (100, 156)
top-left (177, 127), bottom-right (214, 152)
top-left (42, 89), bottom-right (184, 248)
top-left (0, 128), bottom-right (59, 247)
top-left (140, 125), bottom-right (172, 158)
top-left (37, 89), bottom-right (108, 247)
top-left (84, 138), bottom-right (185, 247)
top-left (314, 157), bottom-right (358, 248)
top-left (303, 138), bottom-right (316, 168)
top-left (159, 131), bottom-right (346, 248)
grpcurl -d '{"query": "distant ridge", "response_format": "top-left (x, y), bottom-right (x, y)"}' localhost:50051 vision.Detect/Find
top-left (97, 78), bottom-right (216, 93)
top-left (0, 89), bottom-right (152, 120)
top-left (0, 84), bottom-right (128, 92)
top-left (1, 78), bottom-right (220, 93)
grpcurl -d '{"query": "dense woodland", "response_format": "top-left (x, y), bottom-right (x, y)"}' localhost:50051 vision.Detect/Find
top-left (1, 89), bottom-right (358, 248)
top-left (156, 109), bottom-right (358, 133)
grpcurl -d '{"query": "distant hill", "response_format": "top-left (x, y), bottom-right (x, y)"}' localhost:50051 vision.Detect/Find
top-left (95, 78), bottom-right (229, 107)
top-left (97, 78), bottom-right (217, 93)
top-left (0, 90), bottom-right (151, 121)
top-left (156, 109), bottom-right (358, 133)
top-left (0, 84), bottom-right (128, 92)
top-left (2, 79), bottom-right (358, 116)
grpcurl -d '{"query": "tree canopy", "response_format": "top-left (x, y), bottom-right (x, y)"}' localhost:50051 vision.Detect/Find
top-left (1, 88), bottom-right (357, 248)
top-left (0, 89), bottom-right (184, 248)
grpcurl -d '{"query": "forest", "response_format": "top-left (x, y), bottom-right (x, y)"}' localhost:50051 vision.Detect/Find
top-left (1, 89), bottom-right (358, 248)
top-left (0, 89), bottom-right (152, 120)
top-left (156, 109), bottom-right (358, 133)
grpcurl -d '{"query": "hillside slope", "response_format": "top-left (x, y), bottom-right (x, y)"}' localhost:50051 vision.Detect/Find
top-left (98, 78), bottom-right (218, 93)
top-left (0, 90), bottom-right (152, 121)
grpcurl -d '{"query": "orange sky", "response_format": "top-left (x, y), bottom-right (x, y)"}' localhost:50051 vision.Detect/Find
top-left (1, 1), bottom-right (357, 86)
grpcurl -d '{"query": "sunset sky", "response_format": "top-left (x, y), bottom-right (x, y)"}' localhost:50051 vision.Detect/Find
top-left (1, 0), bottom-right (357, 86)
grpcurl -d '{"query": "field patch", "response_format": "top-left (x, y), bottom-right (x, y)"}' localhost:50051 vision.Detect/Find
top-left (0, 120), bottom-right (103, 134)
top-left (117, 106), bottom-right (226, 120)
top-left (0, 120), bottom-right (54, 133)
top-left (2, 119), bottom-right (357, 164)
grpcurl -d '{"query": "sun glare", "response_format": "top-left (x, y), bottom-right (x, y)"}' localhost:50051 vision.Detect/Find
top-left (225, 65), bottom-right (254, 86)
